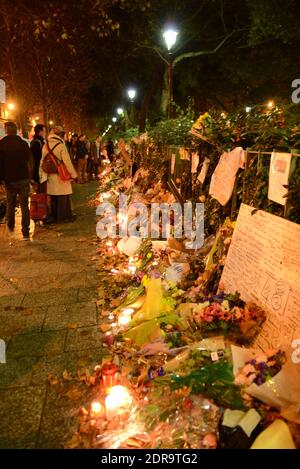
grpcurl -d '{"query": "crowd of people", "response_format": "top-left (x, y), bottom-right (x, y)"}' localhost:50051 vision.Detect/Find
top-left (0, 121), bottom-right (118, 240)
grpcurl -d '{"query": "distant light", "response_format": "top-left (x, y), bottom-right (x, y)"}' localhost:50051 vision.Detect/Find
top-left (220, 112), bottom-right (227, 118)
top-left (245, 106), bottom-right (251, 113)
top-left (117, 108), bottom-right (124, 115)
top-left (7, 102), bottom-right (15, 111)
top-left (49, 120), bottom-right (53, 125)
top-left (163, 28), bottom-right (178, 51)
top-left (127, 89), bottom-right (136, 101)
top-left (112, 117), bottom-right (117, 123)
top-left (267, 100), bottom-right (274, 109)
top-left (35, 117), bottom-right (39, 120)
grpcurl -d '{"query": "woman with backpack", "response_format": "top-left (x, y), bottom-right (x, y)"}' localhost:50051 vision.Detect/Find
top-left (39, 125), bottom-right (77, 223)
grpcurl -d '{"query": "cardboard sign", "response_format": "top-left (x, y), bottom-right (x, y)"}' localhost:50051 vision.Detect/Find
top-left (268, 152), bottom-right (292, 205)
top-left (220, 204), bottom-right (300, 364)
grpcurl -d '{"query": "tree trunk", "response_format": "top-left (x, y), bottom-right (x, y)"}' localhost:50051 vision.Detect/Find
top-left (160, 65), bottom-right (168, 117)
top-left (139, 67), bottom-right (163, 133)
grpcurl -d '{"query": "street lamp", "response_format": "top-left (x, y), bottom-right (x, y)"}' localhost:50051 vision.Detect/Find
top-left (127, 89), bottom-right (136, 101)
top-left (7, 102), bottom-right (15, 111)
top-left (163, 27), bottom-right (178, 119)
top-left (163, 29), bottom-right (178, 51)
top-left (117, 108), bottom-right (124, 115)
top-left (127, 89), bottom-right (136, 127)
top-left (112, 117), bottom-right (117, 123)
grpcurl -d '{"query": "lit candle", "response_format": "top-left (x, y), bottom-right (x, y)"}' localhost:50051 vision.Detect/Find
top-left (91, 401), bottom-right (103, 416)
top-left (101, 362), bottom-right (119, 393)
top-left (118, 308), bottom-right (134, 328)
top-left (105, 385), bottom-right (132, 421)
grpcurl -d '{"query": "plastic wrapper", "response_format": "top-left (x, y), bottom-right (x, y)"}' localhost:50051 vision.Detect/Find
top-left (250, 419), bottom-right (296, 449)
top-left (231, 345), bottom-right (300, 422)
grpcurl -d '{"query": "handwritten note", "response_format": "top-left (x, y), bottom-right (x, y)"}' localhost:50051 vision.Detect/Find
top-left (220, 204), bottom-right (300, 361)
top-left (268, 152), bottom-right (291, 205)
top-left (209, 147), bottom-right (244, 205)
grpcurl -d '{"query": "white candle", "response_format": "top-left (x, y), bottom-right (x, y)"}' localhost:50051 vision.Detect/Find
top-left (105, 385), bottom-right (132, 421)
top-left (118, 308), bottom-right (134, 328)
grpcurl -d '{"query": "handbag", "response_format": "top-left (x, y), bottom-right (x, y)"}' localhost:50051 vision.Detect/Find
top-left (30, 193), bottom-right (48, 220)
top-left (41, 142), bottom-right (60, 174)
top-left (42, 142), bottom-right (72, 181)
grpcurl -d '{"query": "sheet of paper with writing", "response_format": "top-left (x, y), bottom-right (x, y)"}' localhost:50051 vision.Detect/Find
top-left (220, 204), bottom-right (300, 363)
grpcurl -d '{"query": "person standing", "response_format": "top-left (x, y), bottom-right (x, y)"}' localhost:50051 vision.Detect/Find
top-left (30, 123), bottom-right (45, 188)
top-left (106, 139), bottom-right (114, 163)
top-left (39, 125), bottom-right (77, 223)
top-left (90, 135), bottom-right (102, 178)
top-left (0, 121), bottom-right (33, 239)
top-left (75, 134), bottom-right (88, 183)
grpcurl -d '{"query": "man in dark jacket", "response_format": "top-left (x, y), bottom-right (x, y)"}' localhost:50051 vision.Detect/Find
top-left (0, 121), bottom-right (32, 239)
top-left (30, 123), bottom-right (45, 185)
top-left (75, 135), bottom-right (88, 183)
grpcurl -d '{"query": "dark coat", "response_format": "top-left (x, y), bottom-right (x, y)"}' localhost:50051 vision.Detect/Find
top-left (30, 134), bottom-right (45, 183)
top-left (0, 135), bottom-right (32, 183)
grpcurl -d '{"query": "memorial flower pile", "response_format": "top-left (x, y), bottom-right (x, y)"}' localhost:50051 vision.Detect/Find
top-left (235, 350), bottom-right (287, 386)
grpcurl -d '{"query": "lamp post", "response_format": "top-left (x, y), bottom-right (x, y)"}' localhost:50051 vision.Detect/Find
top-left (127, 88), bottom-right (136, 127)
top-left (163, 28), bottom-right (178, 119)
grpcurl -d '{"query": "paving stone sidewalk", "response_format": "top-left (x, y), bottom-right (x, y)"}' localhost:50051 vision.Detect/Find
top-left (0, 182), bottom-right (106, 448)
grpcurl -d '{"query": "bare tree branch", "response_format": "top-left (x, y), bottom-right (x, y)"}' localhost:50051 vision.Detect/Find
top-left (173, 31), bottom-right (235, 67)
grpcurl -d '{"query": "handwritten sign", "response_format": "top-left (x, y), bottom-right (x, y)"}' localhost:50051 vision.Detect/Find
top-left (268, 152), bottom-right (291, 205)
top-left (220, 204), bottom-right (300, 360)
top-left (209, 147), bottom-right (244, 206)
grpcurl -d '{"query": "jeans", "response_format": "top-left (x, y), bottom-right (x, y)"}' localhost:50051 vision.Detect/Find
top-left (5, 179), bottom-right (30, 237)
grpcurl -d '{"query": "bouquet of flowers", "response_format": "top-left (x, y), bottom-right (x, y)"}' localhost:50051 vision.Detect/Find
top-left (235, 350), bottom-right (286, 386)
top-left (191, 292), bottom-right (266, 343)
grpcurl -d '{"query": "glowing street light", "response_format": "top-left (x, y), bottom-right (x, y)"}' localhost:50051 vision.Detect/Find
top-left (117, 108), bottom-right (124, 115)
top-left (163, 28), bottom-right (178, 51)
top-left (112, 117), bottom-right (117, 123)
top-left (127, 89), bottom-right (136, 101)
top-left (163, 27), bottom-right (179, 119)
top-left (7, 102), bottom-right (15, 111)
top-left (49, 120), bottom-right (54, 125)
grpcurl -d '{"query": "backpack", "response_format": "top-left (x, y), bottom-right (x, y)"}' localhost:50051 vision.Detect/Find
top-left (41, 142), bottom-right (60, 174)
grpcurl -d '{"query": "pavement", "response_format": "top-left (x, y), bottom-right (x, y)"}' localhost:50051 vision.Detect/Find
top-left (0, 182), bottom-right (106, 448)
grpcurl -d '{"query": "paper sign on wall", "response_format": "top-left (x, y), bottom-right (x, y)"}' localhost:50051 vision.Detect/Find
top-left (171, 154), bottom-right (176, 175)
top-left (220, 204), bottom-right (300, 368)
top-left (268, 152), bottom-right (292, 205)
top-left (209, 147), bottom-right (244, 205)
top-left (191, 152), bottom-right (199, 173)
top-left (197, 157), bottom-right (210, 184)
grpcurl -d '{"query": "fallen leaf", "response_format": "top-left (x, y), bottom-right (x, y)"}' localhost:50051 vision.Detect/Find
top-left (62, 370), bottom-right (73, 381)
top-left (99, 323), bottom-right (111, 333)
top-left (68, 323), bottom-right (78, 330)
top-left (48, 374), bottom-right (59, 385)
top-left (65, 387), bottom-right (84, 400)
top-left (68, 432), bottom-right (81, 449)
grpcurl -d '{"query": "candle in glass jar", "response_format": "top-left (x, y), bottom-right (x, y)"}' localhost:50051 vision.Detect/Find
top-left (105, 385), bottom-right (132, 421)
top-left (101, 362), bottom-right (119, 393)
